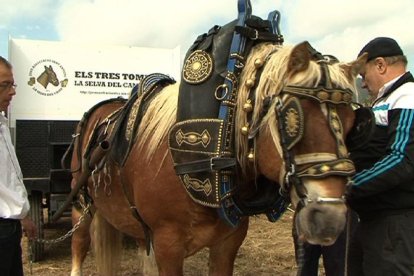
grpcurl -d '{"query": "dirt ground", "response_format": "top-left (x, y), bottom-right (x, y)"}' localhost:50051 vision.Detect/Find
top-left (21, 211), bottom-right (321, 276)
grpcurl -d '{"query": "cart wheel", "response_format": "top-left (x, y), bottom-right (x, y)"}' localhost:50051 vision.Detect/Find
top-left (29, 191), bottom-right (44, 262)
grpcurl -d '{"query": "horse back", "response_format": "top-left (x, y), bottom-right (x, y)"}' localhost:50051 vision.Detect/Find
top-left (71, 97), bottom-right (127, 176)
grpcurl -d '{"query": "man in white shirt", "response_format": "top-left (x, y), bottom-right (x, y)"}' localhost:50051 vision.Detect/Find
top-left (0, 55), bottom-right (37, 276)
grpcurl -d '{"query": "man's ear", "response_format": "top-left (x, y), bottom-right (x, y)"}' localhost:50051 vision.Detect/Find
top-left (374, 57), bottom-right (386, 73)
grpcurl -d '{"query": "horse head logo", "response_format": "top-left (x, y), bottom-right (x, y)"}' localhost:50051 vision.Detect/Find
top-left (36, 65), bottom-right (60, 89)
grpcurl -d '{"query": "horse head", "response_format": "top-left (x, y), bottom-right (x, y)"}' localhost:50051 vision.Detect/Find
top-left (37, 65), bottom-right (59, 88)
top-left (236, 41), bottom-right (367, 245)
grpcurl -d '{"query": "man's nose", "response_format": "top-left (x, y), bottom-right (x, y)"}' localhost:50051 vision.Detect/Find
top-left (361, 80), bottom-right (367, 89)
top-left (9, 87), bottom-right (16, 96)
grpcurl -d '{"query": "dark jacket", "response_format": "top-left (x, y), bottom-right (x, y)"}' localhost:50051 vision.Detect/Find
top-left (348, 72), bottom-right (414, 221)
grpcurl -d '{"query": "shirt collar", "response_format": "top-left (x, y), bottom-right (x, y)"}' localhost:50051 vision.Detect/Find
top-left (377, 73), bottom-right (405, 99)
top-left (0, 112), bottom-right (7, 125)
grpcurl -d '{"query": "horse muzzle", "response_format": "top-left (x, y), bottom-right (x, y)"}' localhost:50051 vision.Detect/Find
top-left (295, 199), bottom-right (347, 246)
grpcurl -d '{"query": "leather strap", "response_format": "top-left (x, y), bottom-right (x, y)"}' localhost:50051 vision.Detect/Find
top-left (174, 157), bottom-right (237, 174)
top-left (235, 25), bottom-right (282, 42)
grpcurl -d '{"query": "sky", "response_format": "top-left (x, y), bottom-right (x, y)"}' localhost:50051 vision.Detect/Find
top-left (0, 0), bottom-right (413, 72)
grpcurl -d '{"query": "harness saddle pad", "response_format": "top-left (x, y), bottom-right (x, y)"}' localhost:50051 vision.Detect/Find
top-left (170, 16), bottom-right (278, 208)
top-left (84, 74), bottom-right (176, 167)
top-left (177, 20), bottom-right (237, 121)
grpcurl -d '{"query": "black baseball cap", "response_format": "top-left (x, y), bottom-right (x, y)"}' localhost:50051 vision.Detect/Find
top-left (358, 37), bottom-right (404, 61)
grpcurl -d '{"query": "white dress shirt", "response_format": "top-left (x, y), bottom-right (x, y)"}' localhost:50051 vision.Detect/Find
top-left (372, 73), bottom-right (414, 126)
top-left (0, 113), bottom-right (30, 219)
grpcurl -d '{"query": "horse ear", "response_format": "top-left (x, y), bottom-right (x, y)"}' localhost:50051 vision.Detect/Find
top-left (341, 52), bottom-right (368, 80)
top-left (288, 41), bottom-right (312, 75)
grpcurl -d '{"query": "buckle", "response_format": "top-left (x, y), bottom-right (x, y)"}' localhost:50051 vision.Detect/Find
top-left (210, 157), bottom-right (219, 171)
top-left (251, 29), bottom-right (259, 40)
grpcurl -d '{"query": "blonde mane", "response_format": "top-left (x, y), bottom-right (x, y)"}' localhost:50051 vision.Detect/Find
top-left (136, 83), bottom-right (179, 160)
top-left (136, 43), bottom-right (358, 166)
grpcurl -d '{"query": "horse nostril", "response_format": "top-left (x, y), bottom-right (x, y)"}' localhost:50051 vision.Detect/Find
top-left (308, 207), bottom-right (340, 237)
top-left (310, 209), bottom-right (324, 226)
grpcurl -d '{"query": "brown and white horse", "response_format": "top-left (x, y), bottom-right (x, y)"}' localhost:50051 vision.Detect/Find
top-left (69, 41), bottom-right (366, 275)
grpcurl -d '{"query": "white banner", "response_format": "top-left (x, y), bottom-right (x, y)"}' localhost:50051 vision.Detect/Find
top-left (8, 38), bottom-right (181, 127)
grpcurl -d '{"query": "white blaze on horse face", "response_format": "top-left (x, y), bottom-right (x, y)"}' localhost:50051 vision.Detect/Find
top-left (290, 178), bottom-right (344, 208)
top-left (305, 178), bottom-right (348, 201)
top-left (320, 103), bottom-right (328, 117)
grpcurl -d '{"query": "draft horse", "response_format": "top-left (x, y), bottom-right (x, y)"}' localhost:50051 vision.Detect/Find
top-left (69, 41), bottom-right (367, 275)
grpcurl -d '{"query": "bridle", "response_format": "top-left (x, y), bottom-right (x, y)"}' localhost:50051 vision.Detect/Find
top-left (247, 44), bottom-right (355, 212)
top-left (280, 48), bottom-right (355, 211)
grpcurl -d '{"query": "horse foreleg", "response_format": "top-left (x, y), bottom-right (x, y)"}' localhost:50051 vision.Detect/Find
top-left (70, 205), bottom-right (92, 276)
top-left (152, 227), bottom-right (186, 276)
top-left (208, 219), bottom-right (249, 276)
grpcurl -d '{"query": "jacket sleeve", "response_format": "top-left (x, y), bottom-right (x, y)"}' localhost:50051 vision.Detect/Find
top-left (349, 108), bottom-right (414, 198)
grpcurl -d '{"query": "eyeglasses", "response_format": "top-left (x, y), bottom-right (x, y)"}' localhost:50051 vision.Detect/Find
top-left (0, 82), bottom-right (17, 91)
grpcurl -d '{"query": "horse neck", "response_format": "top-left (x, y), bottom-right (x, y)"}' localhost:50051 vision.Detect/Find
top-left (254, 124), bottom-right (284, 184)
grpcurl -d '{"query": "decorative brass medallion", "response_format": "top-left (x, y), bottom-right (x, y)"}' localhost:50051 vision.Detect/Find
top-left (175, 129), bottom-right (211, 148)
top-left (182, 50), bottom-right (213, 84)
top-left (183, 174), bottom-right (212, 196)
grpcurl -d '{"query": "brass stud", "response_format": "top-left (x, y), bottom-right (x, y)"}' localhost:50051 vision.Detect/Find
top-left (254, 58), bottom-right (264, 68)
top-left (245, 78), bottom-right (255, 88)
top-left (317, 91), bottom-right (329, 101)
top-left (343, 93), bottom-right (352, 102)
top-left (243, 100), bottom-right (253, 112)
top-left (247, 148), bottom-right (255, 161)
top-left (331, 91), bottom-right (342, 102)
top-left (241, 125), bottom-right (249, 135)
top-left (320, 165), bottom-right (330, 172)
top-left (187, 134), bottom-right (198, 143)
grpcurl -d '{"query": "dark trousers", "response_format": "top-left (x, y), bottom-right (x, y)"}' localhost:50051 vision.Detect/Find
top-left (0, 219), bottom-right (23, 276)
top-left (347, 211), bottom-right (414, 276)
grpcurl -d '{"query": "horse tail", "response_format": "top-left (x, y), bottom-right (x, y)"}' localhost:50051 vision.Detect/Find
top-left (92, 211), bottom-right (123, 276)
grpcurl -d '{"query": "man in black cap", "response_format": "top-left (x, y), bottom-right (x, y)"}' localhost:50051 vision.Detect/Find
top-left (346, 37), bottom-right (414, 275)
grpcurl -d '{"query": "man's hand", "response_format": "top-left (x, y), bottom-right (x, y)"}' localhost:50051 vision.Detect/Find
top-left (20, 216), bottom-right (37, 240)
